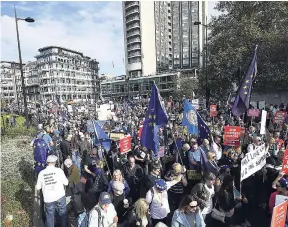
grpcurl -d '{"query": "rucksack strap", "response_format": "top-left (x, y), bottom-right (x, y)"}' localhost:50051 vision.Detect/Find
top-left (88, 207), bottom-right (102, 227)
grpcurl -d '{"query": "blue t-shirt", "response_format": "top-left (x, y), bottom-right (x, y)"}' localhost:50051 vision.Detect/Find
top-left (188, 149), bottom-right (201, 170)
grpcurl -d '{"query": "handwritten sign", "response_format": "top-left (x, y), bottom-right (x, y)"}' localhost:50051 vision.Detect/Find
top-left (120, 136), bottom-right (132, 153)
top-left (210, 105), bottom-right (217, 117)
top-left (223, 126), bottom-right (242, 147)
top-left (270, 200), bottom-right (288, 227)
top-left (247, 109), bottom-right (260, 117)
top-left (191, 99), bottom-right (199, 110)
top-left (110, 133), bottom-right (125, 141)
top-left (273, 111), bottom-right (287, 125)
top-left (281, 150), bottom-right (288, 175)
top-left (187, 170), bottom-right (202, 180)
top-left (240, 144), bottom-right (266, 181)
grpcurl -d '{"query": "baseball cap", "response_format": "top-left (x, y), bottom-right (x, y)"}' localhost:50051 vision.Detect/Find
top-left (99, 192), bottom-right (112, 205)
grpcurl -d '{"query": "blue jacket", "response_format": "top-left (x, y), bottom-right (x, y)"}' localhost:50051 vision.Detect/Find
top-left (171, 209), bottom-right (206, 227)
top-left (107, 180), bottom-right (130, 197)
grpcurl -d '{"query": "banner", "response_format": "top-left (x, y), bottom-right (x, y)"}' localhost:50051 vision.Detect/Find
top-left (119, 136), bottom-right (131, 153)
top-left (110, 132), bottom-right (125, 140)
top-left (223, 126), bottom-right (242, 146)
top-left (247, 109), bottom-right (260, 117)
top-left (138, 125), bottom-right (143, 138)
top-left (270, 200), bottom-right (288, 227)
top-left (273, 111), bottom-right (287, 125)
top-left (210, 105), bottom-right (217, 117)
top-left (260, 110), bottom-right (267, 135)
top-left (241, 144), bottom-right (266, 181)
top-left (281, 150), bottom-right (288, 175)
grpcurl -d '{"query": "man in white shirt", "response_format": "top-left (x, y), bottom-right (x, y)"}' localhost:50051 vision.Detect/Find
top-left (36, 155), bottom-right (68, 227)
top-left (89, 192), bottom-right (118, 227)
top-left (210, 135), bottom-right (222, 161)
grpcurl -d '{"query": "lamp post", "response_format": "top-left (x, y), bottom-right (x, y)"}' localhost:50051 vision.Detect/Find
top-left (14, 5), bottom-right (35, 128)
top-left (194, 19), bottom-right (209, 108)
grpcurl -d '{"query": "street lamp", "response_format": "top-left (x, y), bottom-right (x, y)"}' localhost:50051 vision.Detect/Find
top-left (194, 19), bottom-right (209, 108)
top-left (14, 5), bottom-right (35, 128)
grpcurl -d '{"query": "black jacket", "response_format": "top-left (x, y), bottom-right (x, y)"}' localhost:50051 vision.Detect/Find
top-left (125, 208), bottom-right (153, 227)
top-left (60, 139), bottom-right (71, 160)
top-left (90, 171), bottom-right (108, 193)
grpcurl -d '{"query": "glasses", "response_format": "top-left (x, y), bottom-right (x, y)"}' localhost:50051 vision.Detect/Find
top-left (189, 205), bottom-right (197, 209)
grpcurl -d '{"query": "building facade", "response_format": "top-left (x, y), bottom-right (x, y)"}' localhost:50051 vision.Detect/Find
top-left (122, 1), bottom-right (207, 79)
top-left (24, 61), bottom-right (40, 102)
top-left (33, 46), bottom-right (99, 102)
top-left (0, 61), bottom-right (22, 104)
top-left (100, 70), bottom-right (198, 100)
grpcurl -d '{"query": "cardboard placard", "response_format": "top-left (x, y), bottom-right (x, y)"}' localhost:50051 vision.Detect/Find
top-left (120, 136), bottom-right (132, 153)
top-left (273, 111), bottom-right (287, 125)
top-left (247, 109), bottom-right (260, 117)
top-left (187, 170), bottom-right (202, 180)
top-left (110, 132), bottom-right (125, 140)
top-left (281, 150), bottom-right (288, 175)
top-left (210, 105), bottom-right (217, 117)
top-left (223, 126), bottom-right (242, 146)
top-left (260, 110), bottom-right (267, 135)
top-left (270, 200), bottom-right (288, 227)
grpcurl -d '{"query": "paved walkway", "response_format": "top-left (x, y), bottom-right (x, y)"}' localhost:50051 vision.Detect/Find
top-left (32, 186), bottom-right (45, 227)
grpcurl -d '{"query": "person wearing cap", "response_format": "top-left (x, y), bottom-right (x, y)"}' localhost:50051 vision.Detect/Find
top-left (146, 177), bottom-right (182, 226)
top-left (32, 125), bottom-right (54, 151)
top-left (144, 160), bottom-right (162, 194)
top-left (36, 155), bottom-right (69, 227)
top-left (269, 177), bottom-right (288, 213)
top-left (247, 136), bottom-right (262, 153)
top-left (88, 192), bottom-right (118, 227)
top-left (64, 158), bottom-right (80, 194)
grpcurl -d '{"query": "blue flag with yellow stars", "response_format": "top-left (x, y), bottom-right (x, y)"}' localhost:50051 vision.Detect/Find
top-left (232, 46), bottom-right (258, 117)
top-left (182, 99), bottom-right (211, 141)
top-left (140, 83), bottom-right (168, 155)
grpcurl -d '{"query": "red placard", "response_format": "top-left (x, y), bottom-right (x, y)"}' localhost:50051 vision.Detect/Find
top-left (273, 111), bottom-right (287, 125)
top-left (167, 101), bottom-right (172, 107)
top-left (210, 105), bottom-right (217, 117)
top-left (247, 109), bottom-right (260, 117)
top-left (138, 125), bottom-right (143, 138)
top-left (120, 136), bottom-right (132, 153)
top-left (281, 150), bottom-right (288, 174)
top-left (270, 200), bottom-right (288, 227)
top-left (223, 126), bottom-right (242, 146)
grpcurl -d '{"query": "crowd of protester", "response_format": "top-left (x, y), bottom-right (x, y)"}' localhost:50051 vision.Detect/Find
top-left (28, 97), bottom-right (288, 227)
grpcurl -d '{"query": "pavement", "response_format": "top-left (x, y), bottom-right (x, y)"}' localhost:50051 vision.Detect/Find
top-left (32, 186), bottom-right (45, 227)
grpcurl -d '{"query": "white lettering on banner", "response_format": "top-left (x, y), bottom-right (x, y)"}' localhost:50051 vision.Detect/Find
top-left (260, 110), bottom-right (267, 135)
top-left (241, 144), bottom-right (267, 181)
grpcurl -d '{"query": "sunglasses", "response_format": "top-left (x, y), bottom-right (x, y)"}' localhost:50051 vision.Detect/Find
top-left (189, 205), bottom-right (197, 209)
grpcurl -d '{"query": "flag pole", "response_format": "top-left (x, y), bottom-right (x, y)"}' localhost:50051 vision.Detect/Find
top-left (92, 119), bottom-right (112, 179)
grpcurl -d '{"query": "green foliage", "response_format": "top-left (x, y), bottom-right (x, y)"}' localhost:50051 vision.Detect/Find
top-left (204, 1), bottom-right (288, 98)
top-left (173, 78), bottom-right (199, 99)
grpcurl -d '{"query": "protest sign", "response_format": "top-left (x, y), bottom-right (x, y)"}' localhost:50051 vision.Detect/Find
top-left (138, 125), bottom-right (143, 138)
top-left (191, 99), bottom-right (199, 110)
top-left (110, 132), bottom-right (125, 140)
top-left (158, 146), bottom-right (165, 158)
top-left (187, 170), bottom-right (202, 180)
top-left (258, 101), bottom-right (266, 110)
top-left (167, 101), bottom-right (172, 108)
top-left (260, 110), bottom-right (267, 135)
top-left (270, 200), bottom-right (288, 227)
top-left (120, 136), bottom-right (131, 153)
top-left (247, 109), bottom-right (260, 117)
top-left (240, 144), bottom-right (266, 181)
top-left (273, 111), bottom-right (287, 125)
top-left (210, 105), bottom-right (217, 117)
top-left (281, 150), bottom-right (288, 175)
top-left (223, 126), bottom-right (242, 147)
top-left (275, 195), bottom-right (288, 206)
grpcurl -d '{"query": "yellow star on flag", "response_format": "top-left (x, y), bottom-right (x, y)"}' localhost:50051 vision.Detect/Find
top-left (243, 85), bottom-right (247, 89)
top-left (148, 122), bottom-right (153, 126)
top-left (244, 91), bottom-right (248, 95)
top-left (250, 74), bottom-right (253, 78)
top-left (153, 115), bottom-right (156, 119)
top-left (246, 80), bottom-right (249, 83)
top-left (37, 143), bottom-right (40, 146)
top-left (153, 123), bottom-right (156, 126)
top-left (148, 114), bottom-right (152, 119)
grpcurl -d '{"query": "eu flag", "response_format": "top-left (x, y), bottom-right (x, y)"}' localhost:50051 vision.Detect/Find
top-left (140, 83), bottom-right (168, 155)
top-left (232, 46), bottom-right (258, 117)
top-left (93, 120), bottom-right (111, 152)
top-left (182, 99), bottom-right (211, 140)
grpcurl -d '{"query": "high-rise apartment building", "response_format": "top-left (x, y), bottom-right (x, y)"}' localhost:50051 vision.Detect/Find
top-left (122, 1), bottom-right (207, 79)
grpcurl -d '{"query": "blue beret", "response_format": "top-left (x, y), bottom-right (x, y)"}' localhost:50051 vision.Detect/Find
top-left (155, 179), bottom-right (167, 192)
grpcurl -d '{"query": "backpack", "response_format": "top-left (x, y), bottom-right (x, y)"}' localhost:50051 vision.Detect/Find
top-left (33, 134), bottom-right (49, 174)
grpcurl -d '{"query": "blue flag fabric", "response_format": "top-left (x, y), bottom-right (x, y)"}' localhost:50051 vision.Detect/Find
top-left (93, 120), bottom-right (111, 152)
top-left (182, 99), bottom-right (211, 141)
top-left (140, 83), bottom-right (168, 155)
top-left (232, 46), bottom-right (258, 117)
top-left (200, 147), bottom-right (218, 176)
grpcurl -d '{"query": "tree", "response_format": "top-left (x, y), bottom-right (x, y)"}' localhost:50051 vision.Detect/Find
top-left (203, 1), bottom-right (288, 100)
top-left (173, 77), bottom-right (199, 99)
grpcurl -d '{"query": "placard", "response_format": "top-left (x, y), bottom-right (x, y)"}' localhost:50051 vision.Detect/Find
top-left (210, 105), bottom-right (217, 117)
top-left (240, 144), bottom-right (266, 181)
top-left (191, 99), bottom-right (199, 110)
top-left (260, 110), bottom-right (267, 135)
top-left (223, 126), bottom-right (242, 146)
top-left (138, 125), bottom-right (143, 138)
top-left (270, 200), bottom-right (288, 227)
top-left (187, 170), bottom-right (202, 180)
top-left (110, 132), bottom-right (125, 140)
top-left (120, 136), bottom-right (132, 153)
top-left (275, 195), bottom-right (288, 206)
top-left (247, 109), bottom-right (260, 117)
top-left (273, 111), bottom-right (287, 125)
top-left (258, 101), bottom-right (266, 110)
top-left (281, 150), bottom-right (288, 175)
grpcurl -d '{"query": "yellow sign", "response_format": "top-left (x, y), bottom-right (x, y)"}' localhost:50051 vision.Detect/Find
top-left (109, 133), bottom-right (125, 140)
top-left (187, 170), bottom-right (202, 180)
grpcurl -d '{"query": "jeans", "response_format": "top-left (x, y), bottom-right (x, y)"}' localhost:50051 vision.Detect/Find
top-left (45, 196), bottom-right (67, 227)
